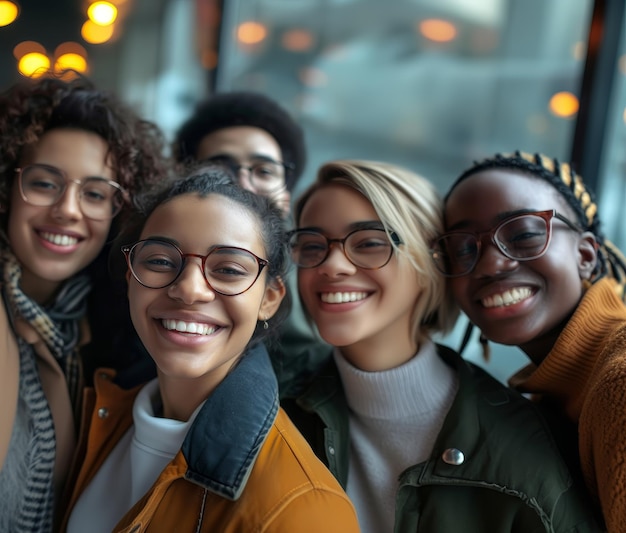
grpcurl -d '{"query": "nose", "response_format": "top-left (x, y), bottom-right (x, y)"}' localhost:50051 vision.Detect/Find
top-left (167, 259), bottom-right (216, 304)
top-left (315, 243), bottom-right (357, 277)
top-left (52, 181), bottom-right (83, 221)
top-left (236, 167), bottom-right (256, 193)
top-left (472, 240), bottom-right (519, 278)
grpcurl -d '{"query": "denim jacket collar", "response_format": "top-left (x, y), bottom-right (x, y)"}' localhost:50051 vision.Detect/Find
top-left (181, 343), bottom-right (279, 500)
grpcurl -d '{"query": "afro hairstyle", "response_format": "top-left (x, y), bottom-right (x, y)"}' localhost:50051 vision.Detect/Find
top-left (173, 91), bottom-right (306, 191)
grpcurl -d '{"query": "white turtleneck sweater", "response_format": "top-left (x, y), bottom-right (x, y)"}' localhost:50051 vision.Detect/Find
top-left (334, 339), bottom-right (458, 533)
top-left (67, 379), bottom-right (205, 533)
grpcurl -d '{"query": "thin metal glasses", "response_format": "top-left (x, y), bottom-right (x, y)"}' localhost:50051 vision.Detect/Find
top-left (16, 164), bottom-right (126, 220)
top-left (204, 156), bottom-right (293, 194)
top-left (122, 239), bottom-right (269, 295)
top-left (289, 228), bottom-right (401, 270)
top-left (430, 209), bottom-right (582, 277)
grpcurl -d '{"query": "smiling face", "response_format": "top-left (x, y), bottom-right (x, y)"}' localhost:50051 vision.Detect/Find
top-left (297, 183), bottom-right (422, 371)
top-left (8, 129), bottom-right (115, 304)
top-left (127, 193), bottom-right (284, 398)
top-left (444, 169), bottom-right (597, 362)
top-left (196, 126), bottom-right (291, 216)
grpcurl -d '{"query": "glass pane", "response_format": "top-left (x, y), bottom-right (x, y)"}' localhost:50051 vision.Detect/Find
top-left (217, 0), bottom-right (594, 201)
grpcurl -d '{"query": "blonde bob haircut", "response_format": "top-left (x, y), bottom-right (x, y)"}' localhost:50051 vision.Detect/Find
top-left (293, 160), bottom-right (458, 342)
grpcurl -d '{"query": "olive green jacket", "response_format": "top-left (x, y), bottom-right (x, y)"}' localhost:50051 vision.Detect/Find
top-left (283, 345), bottom-right (605, 532)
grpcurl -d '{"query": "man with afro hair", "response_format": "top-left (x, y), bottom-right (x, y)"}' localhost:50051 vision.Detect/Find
top-left (173, 91), bottom-right (307, 216)
top-left (173, 91), bottom-right (328, 397)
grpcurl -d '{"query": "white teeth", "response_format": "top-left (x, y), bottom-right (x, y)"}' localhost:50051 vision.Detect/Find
top-left (320, 292), bottom-right (368, 304)
top-left (40, 232), bottom-right (78, 246)
top-left (482, 287), bottom-right (532, 308)
top-left (161, 319), bottom-right (216, 335)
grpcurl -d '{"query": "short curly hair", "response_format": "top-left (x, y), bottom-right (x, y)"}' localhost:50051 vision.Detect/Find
top-left (0, 73), bottom-right (170, 229)
top-left (172, 91), bottom-right (306, 192)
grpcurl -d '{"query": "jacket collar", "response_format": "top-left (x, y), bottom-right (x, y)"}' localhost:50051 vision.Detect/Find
top-left (181, 342), bottom-right (279, 500)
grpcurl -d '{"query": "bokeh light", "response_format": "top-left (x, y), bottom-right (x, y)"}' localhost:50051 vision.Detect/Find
top-left (237, 21), bottom-right (267, 45)
top-left (549, 91), bottom-right (579, 118)
top-left (0, 0), bottom-right (18, 27)
top-left (282, 29), bottom-right (315, 52)
top-left (419, 19), bottom-right (457, 43)
top-left (18, 52), bottom-right (51, 78)
top-left (55, 53), bottom-right (88, 74)
top-left (87, 1), bottom-right (118, 26)
top-left (81, 19), bottom-right (114, 44)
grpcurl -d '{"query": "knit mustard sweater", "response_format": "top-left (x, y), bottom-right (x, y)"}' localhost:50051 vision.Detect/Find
top-left (512, 277), bottom-right (626, 533)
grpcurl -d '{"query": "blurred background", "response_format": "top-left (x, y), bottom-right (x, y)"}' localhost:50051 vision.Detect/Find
top-left (1, 0), bottom-right (625, 380)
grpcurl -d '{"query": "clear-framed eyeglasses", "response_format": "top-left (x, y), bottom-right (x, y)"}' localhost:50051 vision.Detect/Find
top-left (288, 227), bottom-right (401, 270)
top-left (204, 156), bottom-right (293, 194)
top-left (122, 239), bottom-right (269, 296)
top-left (16, 164), bottom-right (126, 220)
top-left (430, 209), bottom-right (582, 277)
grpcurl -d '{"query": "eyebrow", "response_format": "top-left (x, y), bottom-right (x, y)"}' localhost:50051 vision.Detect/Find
top-left (29, 163), bottom-right (113, 183)
top-left (142, 236), bottom-right (256, 255)
top-left (297, 220), bottom-right (386, 233)
top-left (206, 153), bottom-right (281, 164)
top-left (445, 208), bottom-right (544, 232)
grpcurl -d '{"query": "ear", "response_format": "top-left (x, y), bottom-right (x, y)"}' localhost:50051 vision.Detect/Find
top-left (577, 231), bottom-right (598, 280)
top-left (258, 276), bottom-right (286, 320)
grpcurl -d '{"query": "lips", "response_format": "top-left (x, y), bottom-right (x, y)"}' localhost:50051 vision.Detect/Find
top-left (161, 319), bottom-right (217, 335)
top-left (481, 287), bottom-right (533, 308)
top-left (320, 291), bottom-right (368, 304)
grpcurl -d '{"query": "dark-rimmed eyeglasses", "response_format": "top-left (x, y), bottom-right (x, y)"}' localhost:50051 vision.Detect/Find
top-left (430, 209), bottom-right (582, 277)
top-left (16, 164), bottom-right (126, 220)
top-left (122, 239), bottom-right (269, 295)
top-left (204, 156), bottom-right (293, 194)
top-left (288, 228), bottom-right (401, 270)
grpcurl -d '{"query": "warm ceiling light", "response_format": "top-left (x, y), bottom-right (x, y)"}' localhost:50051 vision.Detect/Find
top-left (0, 0), bottom-right (18, 27)
top-left (81, 19), bottom-right (114, 44)
top-left (87, 1), bottom-right (118, 26)
top-left (419, 19), bottom-right (457, 43)
top-left (55, 41), bottom-right (87, 58)
top-left (282, 29), bottom-right (315, 52)
top-left (13, 40), bottom-right (46, 60)
top-left (18, 52), bottom-right (50, 78)
top-left (237, 21), bottom-right (267, 45)
top-left (549, 91), bottom-right (579, 118)
top-left (55, 53), bottom-right (88, 74)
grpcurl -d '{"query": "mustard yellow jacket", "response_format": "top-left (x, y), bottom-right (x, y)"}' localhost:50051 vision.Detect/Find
top-left (62, 344), bottom-right (359, 533)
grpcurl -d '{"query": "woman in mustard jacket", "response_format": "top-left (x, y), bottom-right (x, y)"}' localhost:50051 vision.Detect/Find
top-left (62, 167), bottom-right (359, 532)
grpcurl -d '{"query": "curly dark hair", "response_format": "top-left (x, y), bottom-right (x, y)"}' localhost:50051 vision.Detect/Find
top-left (172, 91), bottom-right (306, 192)
top-left (115, 163), bottom-right (292, 347)
top-left (0, 73), bottom-right (172, 384)
top-left (0, 73), bottom-right (170, 227)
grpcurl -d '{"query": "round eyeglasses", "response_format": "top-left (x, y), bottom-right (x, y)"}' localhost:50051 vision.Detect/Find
top-left (122, 239), bottom-right (269, 296)
top-left (204, 156), bottom-right (292, 194)
top-left (289, 228), bottom-right (401, 270)
top-left (16, 164), bottom-right (126, 220)
top-left (430, 209), bottom-right (582, 277)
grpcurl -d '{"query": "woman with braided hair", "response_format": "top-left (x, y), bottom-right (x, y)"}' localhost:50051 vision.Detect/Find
top-left (431, 151), bottom-right (626, 532)
top-left (0, 73), bottom-right (169, 532)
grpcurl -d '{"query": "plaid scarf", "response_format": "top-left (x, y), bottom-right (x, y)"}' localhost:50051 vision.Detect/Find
top-left (1, 250), bottom-right (91, 532)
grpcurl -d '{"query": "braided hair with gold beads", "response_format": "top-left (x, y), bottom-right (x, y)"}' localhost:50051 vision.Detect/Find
top-left (446, 150), bottom-right (626, 356)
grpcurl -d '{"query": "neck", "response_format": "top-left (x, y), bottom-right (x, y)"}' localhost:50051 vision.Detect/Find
top-left (339, 331), bottom-right (420, 372)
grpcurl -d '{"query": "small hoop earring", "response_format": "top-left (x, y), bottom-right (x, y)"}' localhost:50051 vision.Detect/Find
top-left (263, 316), bottom-right (269, 330)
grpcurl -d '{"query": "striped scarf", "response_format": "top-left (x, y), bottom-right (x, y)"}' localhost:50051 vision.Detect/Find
top-left (1, 250), bottom-right (91, 532)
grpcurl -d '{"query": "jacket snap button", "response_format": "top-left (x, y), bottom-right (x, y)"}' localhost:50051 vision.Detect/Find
top-left (441, 448), bottom-right (464, 465)
top-left (97, 407), bottom-right (109, 419)
top-left (328, 446), bottom-right (335, 456)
